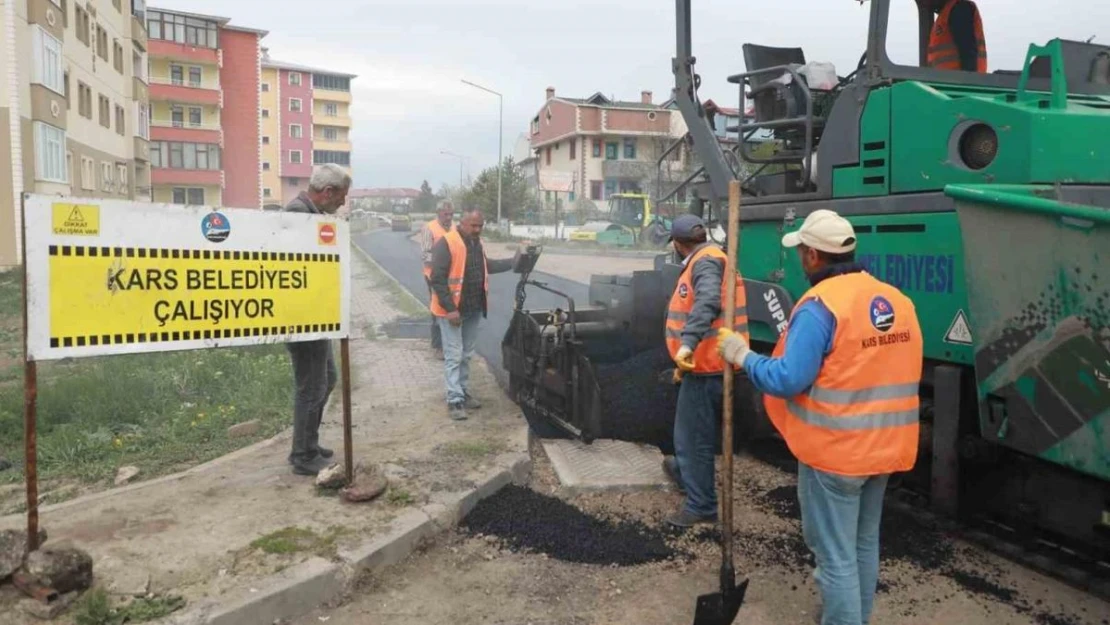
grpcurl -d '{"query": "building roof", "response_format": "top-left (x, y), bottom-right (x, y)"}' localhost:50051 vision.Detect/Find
top-left (148, 6), bottom-right (231, 25)
top-left (222, 24), bottom-right (269, 37)
top-left (556, 92), bottom-right (665, 111)
top-left (348, 188), bottom-right (421, 200)
top-left (261, 56), bottom-right (358, 79)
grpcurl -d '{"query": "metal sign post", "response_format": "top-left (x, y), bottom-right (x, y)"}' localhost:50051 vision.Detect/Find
top-left (20, 195), bottom-right (40, 550)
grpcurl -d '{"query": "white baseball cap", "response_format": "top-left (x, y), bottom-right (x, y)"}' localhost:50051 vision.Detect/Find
top-left (781, 209), bottom-right (857, 254)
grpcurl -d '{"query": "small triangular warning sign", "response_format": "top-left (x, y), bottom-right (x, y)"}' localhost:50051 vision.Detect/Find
top-left (945, 310), bottom-right (973, 345)
top-left (67, 206), bottom-right (85, 223)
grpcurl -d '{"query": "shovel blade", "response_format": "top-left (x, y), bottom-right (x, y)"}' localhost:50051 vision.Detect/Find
top-left (692, 578), bottom-right (749, 625)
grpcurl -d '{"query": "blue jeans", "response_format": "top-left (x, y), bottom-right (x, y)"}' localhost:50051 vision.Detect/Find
top-left (437, 312), bottom-right (482, 405)
top-left (798, 462), bottom-right (890, 625)
top-left (673, 374), bottom-right (723, 518)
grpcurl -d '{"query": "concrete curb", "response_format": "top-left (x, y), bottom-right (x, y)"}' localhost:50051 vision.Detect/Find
top-left (159, 448), bottom-right (532, 625)
top-left (349, 239), bottom-right (427, 314)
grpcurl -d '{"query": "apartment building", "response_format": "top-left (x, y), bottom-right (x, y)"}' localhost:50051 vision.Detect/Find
top-left (145, 6), bottom-right (265, 210)
top-left (259, 48), bottom-right (355, 207)
top-left (0, 0), bottom-right (152, 266)
top-left (528, 87), bottom-right (692, 214)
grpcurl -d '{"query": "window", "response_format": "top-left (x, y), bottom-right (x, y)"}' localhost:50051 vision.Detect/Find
top-left (545, 146), bottom-right (551, 166)
top-left (289, 124), bottom-right (302, 139)
top-left (605, 142), bottom-right (618, 160)
top-left (322, 127), bottom-right (338, 141)
top-left (312, 150), bottom-right (350, 166)
top-left (188, 66), bottom-right (201, 87)
top-left (101, 162), bottom-right (114, 191)
top-left (32, 27), bottom-right (64, 95)
top-left (135, 102), bottom-right (150, 139)
top-left (261, 109), bottom-right (270, 119)
top-left (589, 180), bottom-right (602, 201)
top-left (115, 105), bottom-right (126, 135)
top-left (592, 140), bottom-right (602, 158)
top-left (289, 150), bottom-right (302, 164)
top-left (262, 162), bottom-right (271, 171)
top-left (568, 191), bottom-right (575, 202)
top-left (289, 98), bottom-right (302, 112)
top-left (261, 82), bottom-right (270, 92)
top-left (171, 187), bottom-right (205, 205)
top-left (188, 107), bottom-right (201, 127)
top-left (33, 122), bottom-right (67, 183)
top-left (623, 138), bottom-right (637, 159)
top-left (63, 71), bottom-right (70, 109)
top-left (65, 152), bottom-right (72, 184)
top-left (312, 74), bottom-right (350, 91)
top-left (80, 156), bottom-right (95, 190)
top-left (170, 64), bottom-right (183, 85)
top-left (77, 82), bottom-right (92, 119)
top-left (117, 164), bottom-right (129, 192)
top-left (113, 40), bottom-right (124, 73)
top-left (98, 95), bottom-right (111, 128)
top-left (151, 141), bottom-right (220, 170)
top-left (171, 105), bottom-right (184, 127)
top-left (263, 188), bottom-right (272, 198)
top-left (96, 25), bottom-right (108, 61)
top-left (569, 139), bottom-right (576, 161)
top-left (323, 102), bottom-right (338, 116)
top-left (261, 136), bottom-right (270, 145)
top-left (288, 72), bottom-right (302, 86)
top-left (74, 5), bottom-right (90, 46)
top-left (146, 11), bottom-right (219, 48)
top-left (604, 180), bottom-right (618, 199)
top-left (133, 51), bottom-right (146, 82)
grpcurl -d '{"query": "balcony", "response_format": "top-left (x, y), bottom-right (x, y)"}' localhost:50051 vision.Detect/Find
top-left (130, 16), bottom-right (148, 51)
top-left (149, 77), bottom-right (221, 106)
top-left (134, 137), bottom-right (151, 161)
top-left (132, 77), bottom-right (149, 102)
top-left (148, 39), bottom-right (219, 65)
top-left (312, 114), bottom-right (350, 128)
top-left (602, 159), bottom-right (654, 180)
top-left (150, 119), bottom-right (222, 144)
top-left (152, 167), bottom-right (223, 186)
top-left (313, 89), bottom-right (351, 104)
top-left (313, 139), bottom-right (351, 152)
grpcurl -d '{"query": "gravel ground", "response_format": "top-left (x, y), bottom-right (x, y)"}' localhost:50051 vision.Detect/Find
top-left (294, 435), bottom-right (1110, 625)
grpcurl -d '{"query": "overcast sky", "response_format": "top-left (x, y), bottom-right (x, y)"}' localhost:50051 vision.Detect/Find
top-left (168, 0), bottom-right (1105, 190)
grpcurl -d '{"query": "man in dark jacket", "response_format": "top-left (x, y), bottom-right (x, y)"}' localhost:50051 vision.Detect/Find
top-left (284, 164), bottom-right (351, 475)
top-left (428, 209), bottom-right (514, 421)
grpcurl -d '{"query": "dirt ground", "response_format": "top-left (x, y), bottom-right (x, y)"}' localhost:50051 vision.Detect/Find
top-left (294, 438), bottom-right (1110, 625)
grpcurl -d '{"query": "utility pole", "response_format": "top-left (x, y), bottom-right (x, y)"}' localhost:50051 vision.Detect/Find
top-left (440, 150), bottom-right (467, 189)
top-left (461, 79), bottom-right (503, 225)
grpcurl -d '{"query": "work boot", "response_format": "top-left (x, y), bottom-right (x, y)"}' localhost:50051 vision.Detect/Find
top-left (463, 394), bottom-right (482, 410)
top-left (664, 508), bottom-right (717, 529)
top-left (291, 454), bottom-right (332, 476)
top-left (316, 446), bottom-right (334, 459)
top-left (662, 456), bottom-right (685, 494)
top-left (448, 403), bottom-right (468, 421)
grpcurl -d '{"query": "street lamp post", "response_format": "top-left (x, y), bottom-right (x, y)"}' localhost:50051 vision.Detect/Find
top-left (440, 150), bottom-right (468, 189)
top-left (461, 79), bottom-right (503, 225)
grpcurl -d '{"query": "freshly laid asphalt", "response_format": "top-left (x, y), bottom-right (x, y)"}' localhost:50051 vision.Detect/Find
top-left (352, 229), bottom-right (589, 386)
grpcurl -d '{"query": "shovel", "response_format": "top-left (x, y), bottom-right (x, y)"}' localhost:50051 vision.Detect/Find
top-left (692, 179), bottom-right (749, 625)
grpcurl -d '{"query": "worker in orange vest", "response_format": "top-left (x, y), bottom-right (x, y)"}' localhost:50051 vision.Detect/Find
top-left (419, 201), bottom-right (454, 360)
top-left (662, 214), bottom-right (749, 528)
top-left (428, 209), bottom-right (515, 421)
top-left (923, 0), bottom-right (987, 72)
top-left (716, 209), bottom-right (923, 625)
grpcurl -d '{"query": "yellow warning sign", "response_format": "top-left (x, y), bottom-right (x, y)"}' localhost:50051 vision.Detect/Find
top-left (51, 203), bottom-right (100, 236)
top-left (46, 246), bottom-right (341, 348)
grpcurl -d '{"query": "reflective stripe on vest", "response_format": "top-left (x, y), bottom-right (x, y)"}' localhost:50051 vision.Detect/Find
top-left (422, 219), bottom-right (449, 279)
top-left (429, 230), bottom-right (488, 317)
top-left (664, 245), bottom-right (749, 374)
top-left (763, 272), bottom-right (923, 476)
top-left (927, 0), bottom-right (987, 72)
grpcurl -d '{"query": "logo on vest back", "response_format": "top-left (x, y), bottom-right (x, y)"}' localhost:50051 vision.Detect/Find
top-left (869, 296), bottom-right (895, 332)
top-left (678, 283), bottom-right (689, 299)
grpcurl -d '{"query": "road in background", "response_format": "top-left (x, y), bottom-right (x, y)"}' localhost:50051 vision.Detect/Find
top-left (353, 229), bottom-right (590, 384)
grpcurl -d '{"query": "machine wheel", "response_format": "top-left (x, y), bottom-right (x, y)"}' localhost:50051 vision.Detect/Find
top-left (641, 221), bottom-right (670, 246)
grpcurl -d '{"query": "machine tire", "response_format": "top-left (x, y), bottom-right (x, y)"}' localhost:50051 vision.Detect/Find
top-left (642, 221), bottom-right (670, 246)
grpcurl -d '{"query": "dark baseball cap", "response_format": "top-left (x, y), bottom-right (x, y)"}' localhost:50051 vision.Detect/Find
top-left (669, 214), bottom-right (706, 241)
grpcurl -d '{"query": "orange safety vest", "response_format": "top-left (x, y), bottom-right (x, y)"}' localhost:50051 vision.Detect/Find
top-left (764, 272), bottom-right (923, 477)
top-left (429, 229), bottom-right (488, 317)
top-left (927, 0), bottom-right (987, 73)
top-left (665, 245), bottom-right (749, 375)
top-left (422, 219), bottom-right (450, 279)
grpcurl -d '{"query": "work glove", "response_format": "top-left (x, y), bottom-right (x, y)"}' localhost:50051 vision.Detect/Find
top-left (674, 345), bottom-right (696, 372)
top-left (717, 328), bottom-right (750, 367)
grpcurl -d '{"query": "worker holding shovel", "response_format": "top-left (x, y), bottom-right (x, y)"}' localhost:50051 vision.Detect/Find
top-left (717, 209), bottom-right (923, 625)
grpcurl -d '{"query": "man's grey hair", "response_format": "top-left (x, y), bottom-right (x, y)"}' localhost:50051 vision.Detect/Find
top-left (308, 163), bottom-right (352, 192)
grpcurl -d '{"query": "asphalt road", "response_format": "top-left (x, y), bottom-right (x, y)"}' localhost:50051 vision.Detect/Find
top-left (352, 228), bottom-right (589, 385)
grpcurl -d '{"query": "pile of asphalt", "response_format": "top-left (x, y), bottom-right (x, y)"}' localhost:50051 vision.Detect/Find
top-left (460, 485), bottom-right (683, 566)
top-left (593, 347), bottom-right (678, 453)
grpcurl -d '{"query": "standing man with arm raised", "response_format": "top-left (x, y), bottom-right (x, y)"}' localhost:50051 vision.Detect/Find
top-left (283, 163), bottom-right (351, 476)
top-left (419, 201), bottom-right (454, 360)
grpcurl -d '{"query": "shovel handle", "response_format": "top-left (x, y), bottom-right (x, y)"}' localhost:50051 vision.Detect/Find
top-left (720, 180), bottom-right (742, 575)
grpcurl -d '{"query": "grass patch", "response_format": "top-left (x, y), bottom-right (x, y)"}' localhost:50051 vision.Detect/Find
top-left (74, 588), bottom-right (185, 625)
top-left (250, 525), bottom-right (350, 559)
top-left (386, 487), bottom-right (414, 507)
top-left (440, 439), bottom-right (504, 460)
top-left (0, 268), bottom-right (22, 318)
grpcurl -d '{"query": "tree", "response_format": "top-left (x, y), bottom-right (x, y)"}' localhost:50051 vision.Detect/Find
top-left (415, 180), bottom-right (437, 213)
top-left (460, 157), bottom-right (535, 222)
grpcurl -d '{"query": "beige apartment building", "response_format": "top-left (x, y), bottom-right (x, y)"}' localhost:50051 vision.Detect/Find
top-left (1, 0), bottom-right (153, 266)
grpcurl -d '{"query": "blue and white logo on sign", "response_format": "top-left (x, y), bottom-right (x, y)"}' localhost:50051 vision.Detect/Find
top-left (678, 283), bottom-right (689, 299)
top-left (201, 212), bottom-right (230, 243)
top-left (869, 296), bottom-right (895, 332)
